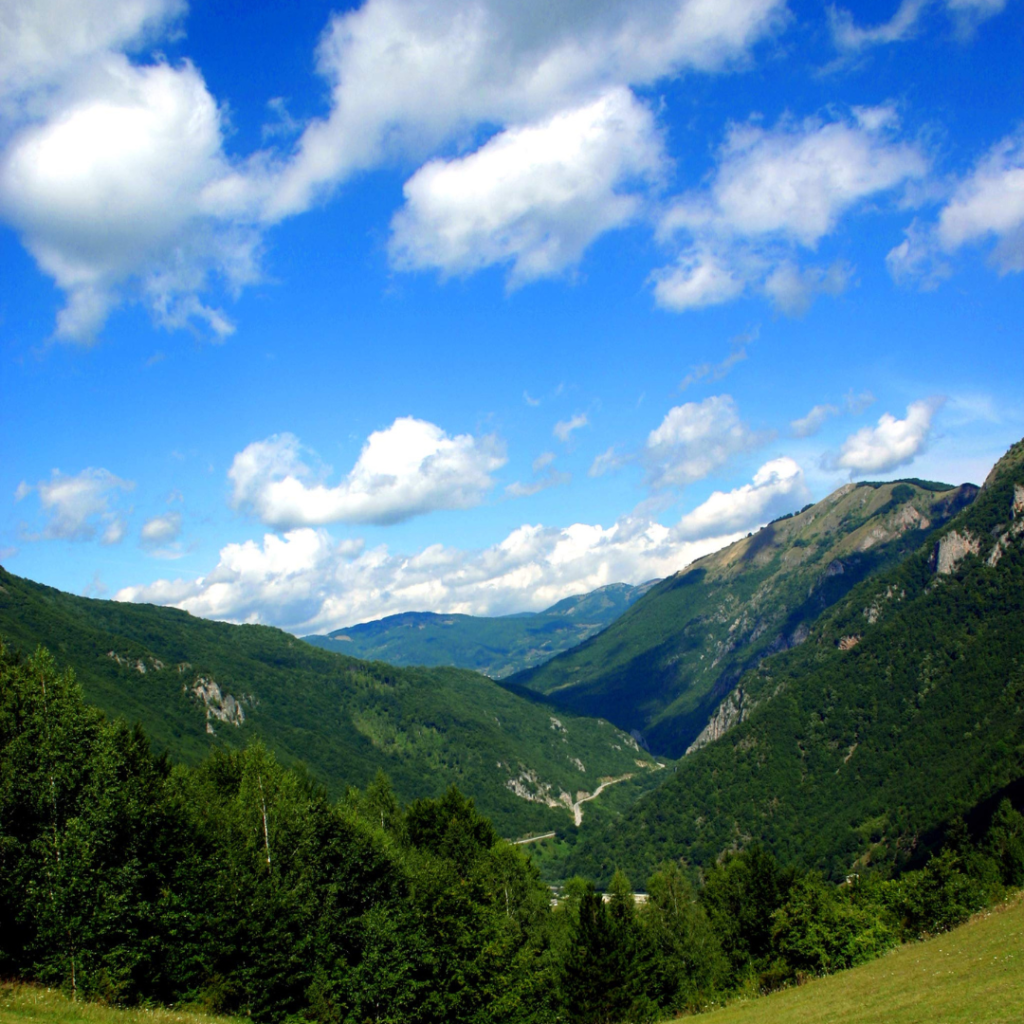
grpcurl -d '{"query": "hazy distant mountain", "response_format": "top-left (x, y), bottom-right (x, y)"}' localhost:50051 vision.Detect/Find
top-left (0, 569), bottom-right (662, 838)
top-left (566, 439), bottom-right (1024, 885)
top-left (508, 478), bottom-right (977, 757)
top-left (303, 580), bottom-right (659, 677)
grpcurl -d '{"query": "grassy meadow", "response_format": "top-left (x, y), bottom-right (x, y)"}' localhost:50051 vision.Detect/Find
top-left (0, 986), bottom-right (243, 1024)
top-left (688, 893), bottom-right (1024, 1024)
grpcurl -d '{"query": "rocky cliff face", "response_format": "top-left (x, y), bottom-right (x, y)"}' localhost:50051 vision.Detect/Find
top-left (187, 675), bottom-right (251, 734)
top-left (932, 530), bottom-right (982, 575)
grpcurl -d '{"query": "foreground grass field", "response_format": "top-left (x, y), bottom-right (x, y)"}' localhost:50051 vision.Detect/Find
top-left (690, 893), bottom-right (1024, 1024)
top-left (0, 987), bottom-right (242, 1024)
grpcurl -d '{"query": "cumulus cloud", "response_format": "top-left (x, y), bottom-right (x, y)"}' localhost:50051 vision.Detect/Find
top-left (266, 0), bottom-right (786, 220)
top-left (650, 248), bottom-right (745, 311)
top-left (115, 514), bottom-right (747, 633)
top-left (832, 398), bottom-right (944, 475)
top-left (646, 394), bottom-right (762, 487)
top-left (1, 0), bottom-right (790, 336)
top-left (829, 0), bottom-right (1009, 52)
top-left (791, 403), bottom-right (840, 437)
top-left (15, 467), bottom-right (134, 542)
top-left (140, 511), bottom-right (181, 544)
top-left (673, 457), bottom-right (809, 540)
top-left (654, 106), bottom-right (928, 312)
top-left (229, 418), bottom-right (506, 528)
top-left (888, 129), bottom-right (1024, 283)
top-left (553, 413), bottom-right (589, 444)
top-left (0, 0), bottom-right (185, 102)
top-left (389, 88), bottom-right (664, 286)
top-left (0, 0), bottom-right (265, 341)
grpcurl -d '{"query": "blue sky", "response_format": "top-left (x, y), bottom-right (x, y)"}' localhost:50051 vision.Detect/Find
top-left (2, 0), bottom-right (1022, 633)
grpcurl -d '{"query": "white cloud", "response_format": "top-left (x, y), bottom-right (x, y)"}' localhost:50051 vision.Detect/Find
top-left (845, 389), bottom-right (876, 414)
top-left (229, 418), bottom-right (506, 528)
top-left (791, 403), bottom-right (840, 438)
top-left (115, 514), bottom-right (747, 633)
top-left (16, 467), bottom-right (134, 541)
top-left (505, 451), bottom-right (570, 498)
top-left (389, 88), bottom-right (664, 286)
top-left (646, 394), bottom-right (762, 487)
top-left (589, 446), bottom-right (632, 478)
top-left (0, 0), bottom-right (185, 103)
top-left (673, 457), bottom-right (809, 540)
top-left (936, 130), bottom-right (1024, 272)
top-left (654, 107), bottom-right (927, 312)
top-left (0, 0), bottom-right (789, 336)
top-left (888, 130), bottom-right (1024, 284)
top-left (264, 0), bottom-right (786, 220)
top-left (829, 0), bottom-right (1009, 52)
top-left (140, 510), bottom-right (181, 544)
top-left (0, 51), bottom-right (260, 341)
top-left (828, 0), bottom-right (929, 51)
top-left (505, 470), bottom-right (571, 499)
top-left (762, 260), bottom-right (852, 315)
top-left (553, 413), bottom-right (589, 444)
top-left (833, 398), bottom-right (944, 475)
top-left (650, 248), bottom-right (746, 311)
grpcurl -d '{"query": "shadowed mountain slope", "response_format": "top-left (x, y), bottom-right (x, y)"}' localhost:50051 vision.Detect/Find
top-left (564, 439), bottom-right (1024, 885)
top-left (508, 478), bottom-right (977, 757)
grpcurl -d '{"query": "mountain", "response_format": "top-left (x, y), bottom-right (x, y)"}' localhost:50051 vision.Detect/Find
top-left (507, 478), bottom-right (977, 757)
top-left (565, 439), bottom-right (1024, 885)
top-left (303, 580), bottom-right (658, 678)
top-left (0, 567), bottom-right (662, 837)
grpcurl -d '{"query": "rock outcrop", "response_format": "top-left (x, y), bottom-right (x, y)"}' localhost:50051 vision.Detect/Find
top-left (187, 676), bottom-right (248, 734)
top-left (931, 530), bottom-right (981, 575)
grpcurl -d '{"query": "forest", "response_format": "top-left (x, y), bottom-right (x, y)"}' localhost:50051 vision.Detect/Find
top-left (3, 643), bottom-right (1021, 1024)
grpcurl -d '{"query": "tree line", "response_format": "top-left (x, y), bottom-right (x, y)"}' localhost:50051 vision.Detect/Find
top-left (2, 644), bottom-right (1022, 1023)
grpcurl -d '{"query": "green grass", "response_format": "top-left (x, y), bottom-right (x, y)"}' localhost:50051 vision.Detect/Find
top-left (686, 894), bottom-right (1024, 1024)
top-left (0, 985), bottom-right (242, 1024)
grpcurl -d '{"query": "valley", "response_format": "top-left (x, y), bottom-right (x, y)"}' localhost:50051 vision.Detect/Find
top-left (2, 440), bottom-right (1023, 1024)
top-left (0, 568), bottom-right (661, 839)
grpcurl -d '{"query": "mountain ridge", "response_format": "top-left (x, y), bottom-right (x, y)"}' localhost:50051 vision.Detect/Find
top-left (303, 579), bottom-right (659, 678)
top-left (563, 438), bottom-right (1024, 884)
top-left (507, 477), bottom-right (977, 757)
top-left (0, 567), bottom-right (661, 838)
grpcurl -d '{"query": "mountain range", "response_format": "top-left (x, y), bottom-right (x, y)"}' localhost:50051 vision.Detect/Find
top-left (3, 439), bottom-right (1022, 894)
top-left (302, 580), bottom-right (657, 678)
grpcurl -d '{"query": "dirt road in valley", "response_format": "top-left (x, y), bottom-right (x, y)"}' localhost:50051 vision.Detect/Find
top-left (572, 774), bottom-right (632, 826)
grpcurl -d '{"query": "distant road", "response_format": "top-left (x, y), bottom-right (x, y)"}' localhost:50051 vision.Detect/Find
top-left (511, 831), bottom-right (556, 845)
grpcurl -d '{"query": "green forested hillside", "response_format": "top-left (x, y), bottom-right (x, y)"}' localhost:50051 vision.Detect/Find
top-left (0, 568), bottom-right (659, 838)
top-left (4, 644), bottom-right (1021, 1024)
top-left (509, 478), bottom-right (976, 757)
top-left (566, 440), bottom-right (1024, 885)
top-left (303, 580), bottom-right (657, 678)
